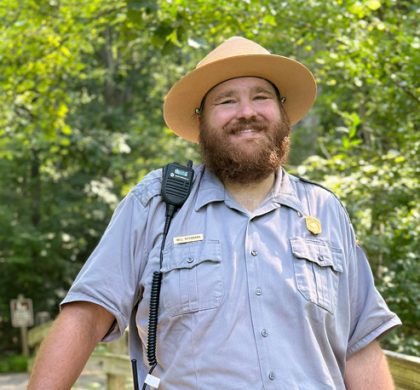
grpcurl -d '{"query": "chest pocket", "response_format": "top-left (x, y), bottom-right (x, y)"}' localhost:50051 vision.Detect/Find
top-left (160, 240), bottom-right (224, 317)
top-left (290, 237), bottom-right (343, 314)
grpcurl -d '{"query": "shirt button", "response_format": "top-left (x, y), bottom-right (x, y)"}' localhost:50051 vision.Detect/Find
top-left (269, 371), bottom-right (276, 380)
top-left (187, 257), bottom-right (194, 263)
top-left (251, 250), bottom-right (258, 256)
top-left (255, 288), bottom-right (262, 296)
top-left (261, 329), bottom-right (268, 337)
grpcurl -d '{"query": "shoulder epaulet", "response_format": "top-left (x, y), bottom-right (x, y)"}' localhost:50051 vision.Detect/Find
top-left (296, 175), bottom-right (353, 221)
top-left (296, 175), bottom-right (338, 197)
top-left (131, 168), bottom-right (163, 207)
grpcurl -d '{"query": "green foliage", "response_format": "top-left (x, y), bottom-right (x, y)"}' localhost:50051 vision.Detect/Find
top-left (0, 0), bottom-right (418, 356)
top-left (0, 354), bottom-right (28, 373)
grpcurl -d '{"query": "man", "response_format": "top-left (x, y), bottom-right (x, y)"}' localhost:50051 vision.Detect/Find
top-left (29, 37), bottom-right (400, 389)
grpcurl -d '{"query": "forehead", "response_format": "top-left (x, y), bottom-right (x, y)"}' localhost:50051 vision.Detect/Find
top-left (205, 77), bottom-right (276, 99)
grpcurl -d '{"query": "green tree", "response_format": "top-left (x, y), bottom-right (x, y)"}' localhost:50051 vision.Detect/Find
top-left (0, 0), bottom-right (418, 355)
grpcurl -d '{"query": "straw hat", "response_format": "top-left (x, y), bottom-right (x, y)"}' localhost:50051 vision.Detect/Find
top-left (163, 36), bottom-right (317, 143)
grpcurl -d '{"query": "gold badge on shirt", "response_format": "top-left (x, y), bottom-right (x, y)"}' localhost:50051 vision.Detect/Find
top-left (305, 216), bottom-right (322, 235)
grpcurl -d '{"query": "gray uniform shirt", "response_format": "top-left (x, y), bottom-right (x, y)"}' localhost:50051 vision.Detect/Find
top-left (63, 165), bottom-right (401, 389)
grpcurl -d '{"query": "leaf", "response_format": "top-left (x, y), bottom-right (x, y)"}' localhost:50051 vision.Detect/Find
top-left (61, 125), bottom-right (72, 135)
top-left (366, 0), bottom-right (381, 11)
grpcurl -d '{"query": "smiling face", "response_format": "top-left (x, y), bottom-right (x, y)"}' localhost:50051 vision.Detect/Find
top-left (200, 77), bottom-right (282, 147)
top-left (198, 77), bottom-right (291, 184)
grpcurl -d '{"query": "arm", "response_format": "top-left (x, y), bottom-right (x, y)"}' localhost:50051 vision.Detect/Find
top-left (28, 301), bottom-right (115, 390)
top-left (345, 340), bottom-right (394, 390)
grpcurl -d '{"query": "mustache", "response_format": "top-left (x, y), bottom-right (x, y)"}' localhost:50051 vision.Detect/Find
top-left (224, 119), bottom-right (268, 135)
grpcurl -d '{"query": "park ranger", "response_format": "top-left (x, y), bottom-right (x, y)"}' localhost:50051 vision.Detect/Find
top-left (29, 37), bottom-right (400, 389)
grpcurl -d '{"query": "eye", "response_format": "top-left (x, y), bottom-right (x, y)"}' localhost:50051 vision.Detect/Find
top-left (216, 99), bottom-right (235, 105)
top-left (254, 94), bottom-right (270, 100)
top-left (215, 98), bottom-right (235, 106)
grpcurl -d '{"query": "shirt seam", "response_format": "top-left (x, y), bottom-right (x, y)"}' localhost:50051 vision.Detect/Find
top-left (347, 316), bottom-right (401, 357)
top-left (61, 292), bottom-right (128, 339)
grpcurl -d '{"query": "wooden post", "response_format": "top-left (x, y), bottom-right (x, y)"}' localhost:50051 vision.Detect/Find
top-left (106, 334), bottom-right (128, 390)
top-left (10, 295), bottom-right (34, 358)
top-left (20, 325), bottom-right (29, 357)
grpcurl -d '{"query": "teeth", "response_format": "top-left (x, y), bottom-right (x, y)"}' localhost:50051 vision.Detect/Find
top-left (230, 127), bottom-right (262, 135)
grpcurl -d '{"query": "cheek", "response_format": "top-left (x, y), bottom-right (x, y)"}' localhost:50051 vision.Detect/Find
top-left (264, 105), bottom-right (282, 121)
top-left (206, 107), bottom-right (237, 126)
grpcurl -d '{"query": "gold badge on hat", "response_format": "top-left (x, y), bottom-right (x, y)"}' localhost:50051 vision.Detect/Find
top-left (305, 216), bottom-right (322, 235)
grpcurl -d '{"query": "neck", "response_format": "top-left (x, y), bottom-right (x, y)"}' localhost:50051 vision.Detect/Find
top-left (223, 172), bottom-right (276, 212)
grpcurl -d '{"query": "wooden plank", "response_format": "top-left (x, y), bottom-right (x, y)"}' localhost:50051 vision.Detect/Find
top-left (107, 373), bottom-right (126, 390)
top-left (87, 352), bottom-right (131, 377)
top-left (385, 351), bottom-right (420, 390)
top-left (27, 321), bottom-right (53, 346)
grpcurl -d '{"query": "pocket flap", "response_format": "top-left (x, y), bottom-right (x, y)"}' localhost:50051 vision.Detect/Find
top-left (161, 240), bottom-right (221, 272)
top-left (290, 237), bottom-right (343, 272)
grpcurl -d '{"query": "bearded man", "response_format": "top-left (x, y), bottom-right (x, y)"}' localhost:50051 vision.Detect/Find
top-left (29, 37), bottom-right (400, 390)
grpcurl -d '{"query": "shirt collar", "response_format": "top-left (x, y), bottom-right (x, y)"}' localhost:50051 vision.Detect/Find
top-left (271, 168), bottom-right (305, 214)
top-left (195, 165), bottom-right (305, 215)
top-left (194, 166), bottom-right (225, 211)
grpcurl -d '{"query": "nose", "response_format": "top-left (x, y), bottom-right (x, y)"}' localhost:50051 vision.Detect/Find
top-left (236, 99), bottom-right (257, 119)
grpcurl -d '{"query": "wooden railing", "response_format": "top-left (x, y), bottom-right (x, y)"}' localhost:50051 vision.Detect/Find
top-left (27, 321), bottom-right (132, 389)
top-left (28, 322), bottom-right (419, 389)
top-left (385, 350), bottom-right (420, 390)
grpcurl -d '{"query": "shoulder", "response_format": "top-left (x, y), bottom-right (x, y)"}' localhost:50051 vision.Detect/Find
top-left (287, 172), bottom-right (351, 219)
top-left (128, 163), bottom-right (204, 209)
top-left (286, 172), bottom-right (357, 251)
top-left (293, 174), bottom-right (340, 199)
top-left (287, 172), bottom-right (339, 200)
top-left (130, 168), bottom-right (163, 207)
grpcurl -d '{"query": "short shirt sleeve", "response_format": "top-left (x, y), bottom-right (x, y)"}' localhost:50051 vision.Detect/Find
top-left (61, 190), bottom-right (149, 341)
top-left (347, 244), bottom-right (401, 356)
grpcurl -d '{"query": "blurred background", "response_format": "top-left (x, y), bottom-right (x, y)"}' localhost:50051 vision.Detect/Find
top-left (0, 0), bottom-right (418, 374)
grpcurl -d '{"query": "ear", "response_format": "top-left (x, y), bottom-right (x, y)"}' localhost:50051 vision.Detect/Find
top-left (195, 110), bottom-right (203, 124)
top-left (195, 107), bottom-right (202, 121)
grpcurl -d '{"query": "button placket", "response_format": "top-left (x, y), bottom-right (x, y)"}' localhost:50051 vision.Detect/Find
top-left (246, 220), bottom-right (274, 388)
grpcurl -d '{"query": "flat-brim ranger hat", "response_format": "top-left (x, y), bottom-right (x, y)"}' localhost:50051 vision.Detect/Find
top-left (163, 36), bottom-right (317, 143)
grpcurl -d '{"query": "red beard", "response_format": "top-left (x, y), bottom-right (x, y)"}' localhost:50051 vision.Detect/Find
top-left (199, 112), bottom-right (291, 185)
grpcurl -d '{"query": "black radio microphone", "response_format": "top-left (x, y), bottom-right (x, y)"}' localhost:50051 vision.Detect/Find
top-left (137, 160), bottom-right (194, 390)
top-left (161, 160), bottom-right (194, 217)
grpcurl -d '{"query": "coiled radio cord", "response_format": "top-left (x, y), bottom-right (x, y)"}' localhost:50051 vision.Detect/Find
top-left (135, 161), bottom-right (194, 390)
top-left (146, 271), bottom-right (162, 369)
top-left (142, 207), bottom-right (174, 390)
